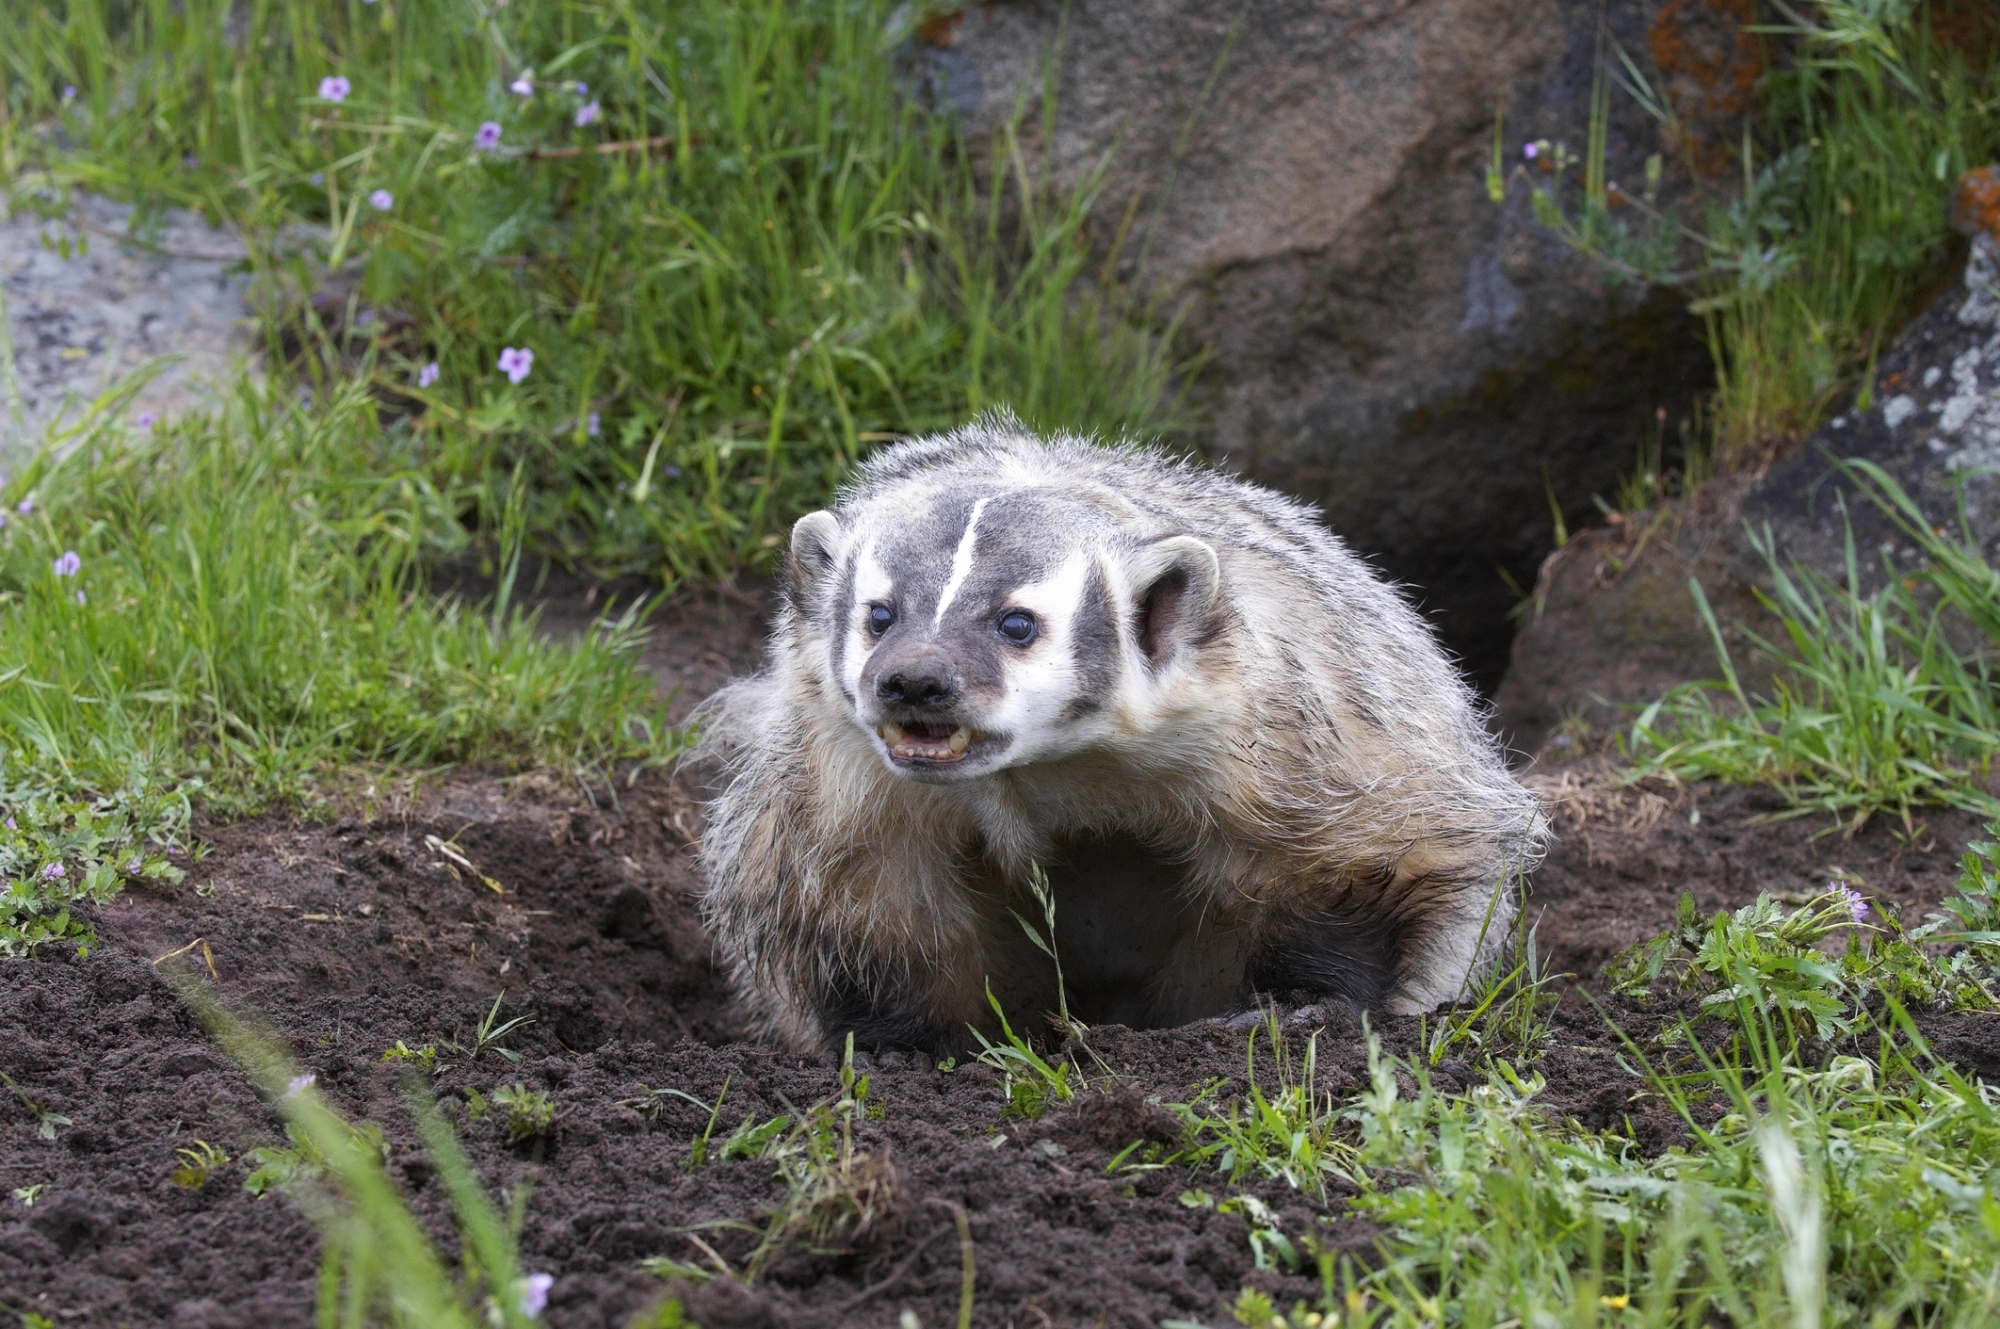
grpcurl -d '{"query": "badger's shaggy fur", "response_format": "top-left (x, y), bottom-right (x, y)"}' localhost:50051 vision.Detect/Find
top-left (695, 419), bottom-right (1545, 1056)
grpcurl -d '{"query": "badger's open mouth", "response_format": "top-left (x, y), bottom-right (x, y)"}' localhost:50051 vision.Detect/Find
top-left (877, 720), bottom-right (976, 764)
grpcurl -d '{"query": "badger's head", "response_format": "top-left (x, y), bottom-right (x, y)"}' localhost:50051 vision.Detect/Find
top-left (787, 484), bottom-right (1221, 782)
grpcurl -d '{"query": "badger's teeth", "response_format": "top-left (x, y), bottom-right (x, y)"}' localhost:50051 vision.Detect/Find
top-left (947, 725), bottom-right (971, 755)
top-left (878, 721), bottom-right (906, 745)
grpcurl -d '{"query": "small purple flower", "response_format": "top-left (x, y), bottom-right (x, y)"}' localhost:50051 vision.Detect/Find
top-left (586, 411), bottom-right (600, 436)
top-left (663, 464), bottom-right (682, 479)
top-left (183, 153), bottom-right (197, 169)
top-left (318, 75), bottom-right (351, 104)
top-left (53, 551), bottom-right (80, 578)
top-left (519, 1272), bottom-right (554, 1318)
top-left (311, 172), bottom-right (324, 186)
top-left (511, 76), bottom-right (534, 97)
top-left (497, 347), bottom-right (535, 384)
top-left (123, 858), bottom-right (142, 875)
top-left (574, 101), bottom-right (601, 128)
top-left (369, 188), bottom-right (394, 211)
top-left (1834, 884), bottom-right (1868, 924)
top-left (417, 362), bottom-right (441, 388)
top-left (284, 1073), bottom-right (317, 1099)
top-left (41, 863), bottom-right (65, 880)
top-left (135, 411), bottom-right (155, 428)
top-left (570, 82), bottom-right (587, 96)
top-left (1523, 142), bottom-right (1540, 160)
top-left (62, 86), bottom-right (77, 103)
top-left (475, 121), bottom-right (503, 151)
top-left (3, 818), bottom-right (13, 829)
top-left (17, 497), bottom-right (33, 515)
top-left (75, 590), bottom-right (86, 605)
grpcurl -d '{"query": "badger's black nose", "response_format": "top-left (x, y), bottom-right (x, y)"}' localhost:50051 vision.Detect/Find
top-left (877, 669), bottom-right (958, 708)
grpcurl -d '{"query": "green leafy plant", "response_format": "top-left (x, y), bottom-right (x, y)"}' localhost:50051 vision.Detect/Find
top-left (470, 993), bottom-right (535, 1063)
top-left (1163, 1011), bottom-right (1353, 1201)
top-left (381, 1041), bottom-right (440, 1075)
top-left (489, 1084), bottom-right (559, 1143)
top-left (969, 983), bottom-right (1076, 1120)
top-left (0, 1069), bottom-right (70, 1140)
top-left (170, 1139), bottom-right (231, 1189)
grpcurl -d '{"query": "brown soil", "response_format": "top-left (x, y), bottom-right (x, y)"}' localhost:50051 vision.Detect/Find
top-left (3, 686), bottom-right (1999, 1326)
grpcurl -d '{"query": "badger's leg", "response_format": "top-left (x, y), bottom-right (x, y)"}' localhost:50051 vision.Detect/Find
top-left (816, 964), bottom-right (967, 1060)
top-left (1245, 909), bottom-right (1404, 1010)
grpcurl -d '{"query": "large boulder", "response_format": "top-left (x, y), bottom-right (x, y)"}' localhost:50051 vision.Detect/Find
top-left (922, 0), bottom-right (1736, 684)
top-left (1497, 221), bottom-right (2000, 755)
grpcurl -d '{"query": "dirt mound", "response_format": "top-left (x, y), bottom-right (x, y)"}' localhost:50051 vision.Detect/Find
top-left (1, 765), bottom-right (1995, 1327)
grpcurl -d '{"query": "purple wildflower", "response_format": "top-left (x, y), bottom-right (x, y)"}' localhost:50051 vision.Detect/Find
top-left (574, 101), bottom-right (601, 128)
top-left (124, 858), bottom-right (142, 875)
top-left (663, 464), bottom-right (682, 478)
top-left (586, 411), bottom-right (600, 437)
top-left (1523, 142), bottom-right (1540, 160)
top-left (318, 75), bottom-right (351, 104)
top-left (511, 76), bottom-right (534, 97)
top-left (369, 188), bottom-right (394, 211)
top-left (135, 411), bottom-right (155, 428)
top-left (42, 863), bottom-right (64, 880)
top-left (284, 1073), bottom-right (317, 1099)
top-left (570, 82), bottom-right (587, 96)
top-left (62, 86), bottom-right (77, 103)
top-left (1834, 884), bottom-right (1868, 923)
top-left (183, 153), bottom-right (197, 169)
top-left (17, 497), bottom-right (33, 515)
top-left (311, 172), bottom-right (324, 186)
top-left (75, 590), bottom-right (86, 605)
top-left (3, 818), bottom-right (12, 829)
top-left (53, 551), bottom-right (80, 578)
top-left (417, 362), bottom-right (441, 388)
top-left (497, 347), bottom-right (535, 384)
top-left (519, 1273), bottom-right (554, 1318)
top-left (475, 121), bottom-right (503, 151)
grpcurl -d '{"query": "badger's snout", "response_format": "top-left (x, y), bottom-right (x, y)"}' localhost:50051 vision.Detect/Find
top-left (875, 660), bottom-right (959, 709)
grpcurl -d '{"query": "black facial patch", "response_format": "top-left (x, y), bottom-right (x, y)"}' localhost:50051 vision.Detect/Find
top-left (1061, 563), bottom-right (1119, 721)
top-left (1247, 906), bottom-right (1404, 1010)
top-left (819, 968), bottom-right (960, 1058)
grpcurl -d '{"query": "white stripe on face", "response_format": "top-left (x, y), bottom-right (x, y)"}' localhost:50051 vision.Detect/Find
top-left (931, 497), bottom-right (990, 629)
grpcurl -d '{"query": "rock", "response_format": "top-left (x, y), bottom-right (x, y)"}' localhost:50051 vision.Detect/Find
top-left (1497, 231), bottom-right (2000, 755)
top-left (1, 193), bottom-right (258, 461)
top-left (922, 0), bottom-right (1730, 683)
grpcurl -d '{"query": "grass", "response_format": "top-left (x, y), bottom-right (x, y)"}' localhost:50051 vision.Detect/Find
top-left (0, 0), bottom-right (1183, 587)
top-left (1627, 462), bottom-right (2000, 831)
top-left (1136, 850), bottom-right (2000, 1329)
top-left (0, 376), bottom-right (677, 953)
top-left (1517, 0), bottom-right (2000, 468)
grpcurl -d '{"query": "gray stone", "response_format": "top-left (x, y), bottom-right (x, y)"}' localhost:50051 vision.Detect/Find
top-left (925, 0), bottom-right (1723, 682)
top-left (1, 193), bottom-right (258, 463)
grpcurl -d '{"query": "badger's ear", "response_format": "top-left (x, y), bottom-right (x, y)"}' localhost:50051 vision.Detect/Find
top-left (786, 510), bottom-right (843, 605)
top-left (1131, 534), bottom-right (1220, 667)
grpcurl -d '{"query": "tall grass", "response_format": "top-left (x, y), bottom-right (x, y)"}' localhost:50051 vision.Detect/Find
top-left (1627, 463), bottom-right (2000, 830)
top-left (0, 377), bottom-right (675, 953)
top-left (0, 0), bottom-right (1183, 584)
top-left (1519, 0), bottom-right (2000, 466)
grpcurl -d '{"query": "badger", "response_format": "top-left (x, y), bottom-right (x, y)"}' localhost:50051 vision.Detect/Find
top-left (694, 418), bottom-right (1545, 1057)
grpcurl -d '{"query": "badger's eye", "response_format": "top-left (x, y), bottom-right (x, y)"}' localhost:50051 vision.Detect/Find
top-left (996, 610), bottom-right (1038, 644)
top-left (866, 603), bottom-right (896, 637)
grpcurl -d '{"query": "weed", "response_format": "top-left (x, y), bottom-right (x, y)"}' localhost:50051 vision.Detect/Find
top-left (0, 786), bottom-right (185, 956)
top-left (242, 1123), bottom-right (329, 1199)
top-left (381, 1041), bottom-right (440, 1075)
top-left (12, 1184), bottom-right (42, 1206)
top-left (470, 992), bottom-right (534, 1063)
top-left (0, 1069), bottom-right (70, 1140)
top-left (170, 1139), bottom-right (230, 1189)
top-left (969, 983), bottom-right (1076, 1119)
top-left (1162, 1011), bottom-right (1352, 1202)
top-left (489, 1084), bottom-right (559, 1143)
top-left (1629, 468), bottom-right (2000, 829)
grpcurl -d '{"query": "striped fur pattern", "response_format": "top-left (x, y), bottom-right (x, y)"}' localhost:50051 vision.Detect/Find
top-left (695, 418), bottom-right (1546, 1055)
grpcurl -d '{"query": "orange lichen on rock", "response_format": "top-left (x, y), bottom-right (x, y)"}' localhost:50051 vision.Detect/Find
top-left (1953, 166), bottom-right (2000, 241)
top-left (1648, 0), bottom-right (1764, 179)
